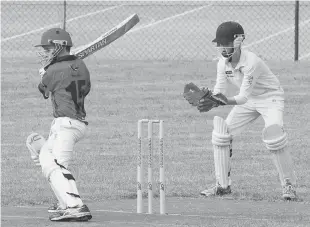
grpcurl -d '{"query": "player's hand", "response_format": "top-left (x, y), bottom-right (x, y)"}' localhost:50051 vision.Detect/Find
top-left (39, 67), bottom-right (46, 80)
top-left (183, 83), bottom-right (211, 106)
top-left (38, 83), bottom-right (49, 99)
top-left (197, 92), bottom-right (227, 112)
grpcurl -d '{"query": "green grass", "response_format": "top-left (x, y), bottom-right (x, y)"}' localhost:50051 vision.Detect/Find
top-left (1, 59), bottom-right (310, 207)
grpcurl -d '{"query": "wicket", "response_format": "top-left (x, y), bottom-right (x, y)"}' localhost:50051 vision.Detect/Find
top-left (137, 119), bottom-right (166, 214)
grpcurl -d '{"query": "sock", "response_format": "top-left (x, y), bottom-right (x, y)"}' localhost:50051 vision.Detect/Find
top-left (272, 149), bottom-right (297, 186)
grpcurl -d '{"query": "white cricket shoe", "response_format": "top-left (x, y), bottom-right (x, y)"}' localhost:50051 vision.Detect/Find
top-left (200, 183), bottom-right (232, 197)
top-left (49, 205), bottom-right (92, 221)
top-left (282, 180), bottom-right (297, 201)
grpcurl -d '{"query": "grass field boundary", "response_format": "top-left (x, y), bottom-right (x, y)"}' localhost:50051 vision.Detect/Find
top-left (1, 5), bottom-right (122, 42)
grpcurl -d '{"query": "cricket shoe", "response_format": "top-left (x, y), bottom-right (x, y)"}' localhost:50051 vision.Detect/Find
top-left (200, 183), bottom-right (232, 197)
top-left (49, 205), bottom-right (92, 222)
top-left (282, 180), bottom-right (297, 201)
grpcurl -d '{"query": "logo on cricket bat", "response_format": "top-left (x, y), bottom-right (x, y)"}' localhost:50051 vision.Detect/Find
top-left (76, 39), bottom-right (108, 58)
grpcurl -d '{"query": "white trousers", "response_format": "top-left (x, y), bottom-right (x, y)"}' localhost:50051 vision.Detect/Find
top-left (40, 117), bottom-right (87, 176)
top-left (225, 98), bottom-right (284, 137)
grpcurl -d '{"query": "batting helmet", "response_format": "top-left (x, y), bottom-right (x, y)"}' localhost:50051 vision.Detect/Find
top-left (35, 28), bottom-right (73, 47)
top-left (212, 21), bottom-right (244, 45)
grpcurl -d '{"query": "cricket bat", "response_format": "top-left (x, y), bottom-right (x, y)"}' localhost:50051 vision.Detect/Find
top-left (72, 13), bottom-right (140, 58)
top-left (40, 13), bottom-right (139, 75)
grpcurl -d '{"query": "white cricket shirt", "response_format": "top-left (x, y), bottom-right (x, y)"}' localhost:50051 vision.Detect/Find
top-left (213, 50), bottom-right (284, 105)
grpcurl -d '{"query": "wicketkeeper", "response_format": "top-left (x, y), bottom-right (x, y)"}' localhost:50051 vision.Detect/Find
top-left (26, 28), bottom-right (92, 221)
top-left (183, 21), bottom-right (297, 200)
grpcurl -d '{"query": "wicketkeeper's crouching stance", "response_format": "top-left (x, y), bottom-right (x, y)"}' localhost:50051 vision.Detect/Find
top-left (183, 21), bottom-right (297, 200)
top-left (26, 28), bottom-right (92, 221)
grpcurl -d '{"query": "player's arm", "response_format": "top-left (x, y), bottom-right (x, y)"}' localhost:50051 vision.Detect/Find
top-left (78, 61), bottom-right (91, 96)
top-left (225, 97), bottom-right (238, 105)
top-left (213, 60), bottom-right (228, 95)
top-left (230, 62), bottom-right (259, 105)
top-left (194, 61), bottom-right (229, 112)
top-left (38, 70), bottom-right (54, 99)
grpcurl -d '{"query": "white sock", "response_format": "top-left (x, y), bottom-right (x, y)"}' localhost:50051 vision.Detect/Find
top-left (272, 149), bottom-right (297, 186)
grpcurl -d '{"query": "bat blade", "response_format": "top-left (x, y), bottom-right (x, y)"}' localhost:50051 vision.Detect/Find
top-left (72, 13), bottom-right (140, 59)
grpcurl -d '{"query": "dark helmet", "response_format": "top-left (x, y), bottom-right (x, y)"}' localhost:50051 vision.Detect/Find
top-left (212, 21), bottom-right (244, 45)
top-left (35, 28), bottom-right (73, 47)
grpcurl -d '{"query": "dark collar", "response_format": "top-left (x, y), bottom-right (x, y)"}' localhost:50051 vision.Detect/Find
top-left (45, 55), bottom-right (78, 70)
top-left (56, 55), bottom-right (77, 62)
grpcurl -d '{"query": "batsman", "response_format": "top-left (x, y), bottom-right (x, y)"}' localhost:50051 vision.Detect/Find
top-left (183, 21), bottom-right (297, 200)
top-left (26, 28), bottom-right (92, 221)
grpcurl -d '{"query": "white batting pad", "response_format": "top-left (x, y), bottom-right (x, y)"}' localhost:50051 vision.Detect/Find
top-left (212, 116), bottom-right (232, 188)
top-left (262, 125), bottom-right (296, 186)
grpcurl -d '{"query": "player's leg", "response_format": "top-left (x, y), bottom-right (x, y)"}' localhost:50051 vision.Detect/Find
top-left (48, 118), bottom-right (91, 221)
top-left (201, 102), bottom-right (261, 196)
top-left (259, 100), bottom-right (297, 200)
top-left (26, 132), bottom-right (66, 212)
top-left (39, 135), bottom-right (68, 211)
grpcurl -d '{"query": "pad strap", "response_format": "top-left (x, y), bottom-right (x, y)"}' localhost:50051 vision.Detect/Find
top-left (212, 131), bottom-right (232, 146)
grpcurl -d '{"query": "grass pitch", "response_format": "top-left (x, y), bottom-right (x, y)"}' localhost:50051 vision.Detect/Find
top-left (2, 59), bottom-right (310, 207)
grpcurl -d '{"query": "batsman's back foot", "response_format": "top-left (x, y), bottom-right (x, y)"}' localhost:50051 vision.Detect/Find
top-left (200, 184), bottom-right (232, 197)
top-left (49, 204), bottom-right (92, 222)
top-left (282, 182), bottom-right (297, 201)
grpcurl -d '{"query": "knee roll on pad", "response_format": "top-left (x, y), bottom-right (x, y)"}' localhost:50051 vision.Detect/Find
top-left (212, 116), bottom-right (232, 146)
top-left (262, 124), bottom-right (287, 151)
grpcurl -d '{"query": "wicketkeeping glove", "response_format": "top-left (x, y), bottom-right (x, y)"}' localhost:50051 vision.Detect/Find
top-left (197, 92), bottom-right (227, 112)
top-left (183, 82), bottom-right (227, 112)
top-left (183, 83), bottom-right (212, 106)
